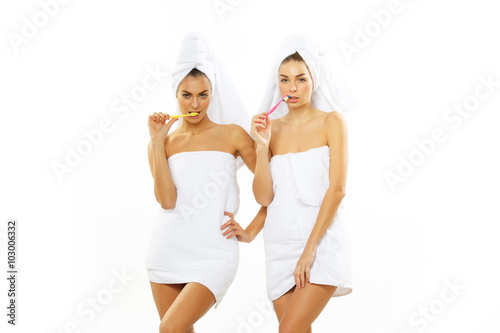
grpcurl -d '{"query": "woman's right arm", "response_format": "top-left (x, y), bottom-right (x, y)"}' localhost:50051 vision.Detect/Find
top-left (251, 113), bottom-right (274, 206)
top-left (147, 112), bottom-right (178, 210)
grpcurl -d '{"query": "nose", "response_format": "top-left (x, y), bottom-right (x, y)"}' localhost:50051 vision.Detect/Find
top-left (289, 82), bottom-right (297, 92)
top-left (191, 97), bottom-right (200, 109)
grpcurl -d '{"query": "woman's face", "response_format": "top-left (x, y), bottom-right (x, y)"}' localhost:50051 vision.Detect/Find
top-left (176, 74), bottom-right (211, 122)
top-left (278, 60), bottom-right (313, 109)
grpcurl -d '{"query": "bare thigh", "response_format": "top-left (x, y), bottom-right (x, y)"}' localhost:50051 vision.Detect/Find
top-left (272, 286), bottom-right (312, 333)
top-left (150, 281), bottom-right (185, 319)
top-left (272, 286), bottom-right (295, 322)
top-left (279, 282), bottom-right (337, 333)
top-left (160, 282), bottom-right (216, 332)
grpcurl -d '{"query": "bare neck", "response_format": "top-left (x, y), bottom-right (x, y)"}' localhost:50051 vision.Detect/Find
top-left (283, 102), bottom-right (317, 124)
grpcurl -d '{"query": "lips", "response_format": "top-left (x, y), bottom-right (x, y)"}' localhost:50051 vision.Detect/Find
top-left (288, 96), bottom-right (299, 102)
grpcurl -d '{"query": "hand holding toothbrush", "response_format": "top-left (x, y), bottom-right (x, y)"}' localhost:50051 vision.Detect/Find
top-left (148, 112), bottom-right (178, 143)
top-left (251, 95), bottom-right (290, 148)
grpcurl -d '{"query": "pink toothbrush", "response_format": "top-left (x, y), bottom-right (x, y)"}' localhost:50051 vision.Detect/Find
top-left (265, 95), bottom-right (290, 117)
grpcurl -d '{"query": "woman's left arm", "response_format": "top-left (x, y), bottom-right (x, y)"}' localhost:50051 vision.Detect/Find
top-left (294, 111), bottom-right (348, 288)
top-left (227, 124), bottom-right (257, 173)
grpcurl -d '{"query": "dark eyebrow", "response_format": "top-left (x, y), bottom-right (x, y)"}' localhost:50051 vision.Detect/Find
top-left (279, 73), bottom-right (307, 78)
top-left (180, 90), bottom-right (209, 94)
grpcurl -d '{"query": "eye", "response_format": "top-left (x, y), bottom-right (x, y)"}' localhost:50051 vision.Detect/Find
top-left (200, 93), bottom-right (208, 98)
top-left (182, 93), bottom-right (190, 98)
top-left (280, 78), bottom-right (288, 83)
top-left (299, 78), bottom-right (306, 82)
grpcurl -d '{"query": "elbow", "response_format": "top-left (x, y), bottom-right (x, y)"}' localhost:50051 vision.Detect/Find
top-left (156, 194), bottom-right (176, 210)
top-left (256, 193), bottom-right (274, 207)
top-left (253, 182), bottom-right (274, 207)
top-left (160, 201), bottom-right (175, 210)
top-left (332, 187), bottom-right (346, 200)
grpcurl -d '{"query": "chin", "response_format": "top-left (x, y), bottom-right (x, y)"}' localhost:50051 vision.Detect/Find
top-left (288, 101), bottom-right (308, 109)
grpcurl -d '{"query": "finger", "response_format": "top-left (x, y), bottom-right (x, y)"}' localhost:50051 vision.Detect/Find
top-left (225, 227), bottom-right (235, 237)
top-left (222, 226), bottom-right (234, 236)
top-left (226, 229), bottom-right (239, 239)
top-left (220, 221), bottom-right (231, 229)
top-left (222, 226), bottom-right (232, 236)
top-left (294, 270), bottom-right (300, 288)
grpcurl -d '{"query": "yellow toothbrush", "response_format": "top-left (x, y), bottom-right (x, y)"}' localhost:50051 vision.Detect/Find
top-left (170, 112), bottom-right (199, 118)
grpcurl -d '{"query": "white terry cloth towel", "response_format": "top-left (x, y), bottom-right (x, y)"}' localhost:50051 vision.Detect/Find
top-left (264, 146), bottom-right (353, 301)
top-left (145, 150), bottom-right (240, 308)
top-left (145, 33), bottom-right (248, 308)
top-left (170, 32), bottom-right (251, 170)
top-left (258, 33), bottom-right (356, 301)
top-left (258, 33), bottom-right (357, 120)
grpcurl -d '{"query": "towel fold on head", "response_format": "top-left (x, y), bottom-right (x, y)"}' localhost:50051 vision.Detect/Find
top-left (170, 33), bottom-right (251, 169)
top-left (258, 33), bottom-right (357, 120)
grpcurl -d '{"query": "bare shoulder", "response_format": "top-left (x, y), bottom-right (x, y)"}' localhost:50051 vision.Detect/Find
top-left (324, 111), bottom-right (347, 131)
top-left (223, 123), bottom-right (246, 134)
top-left (222, 123), bottom-right (249, 139)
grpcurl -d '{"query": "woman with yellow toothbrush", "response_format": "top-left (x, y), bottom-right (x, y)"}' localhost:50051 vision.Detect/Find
top-left (144, 33), bottom-right (266, 333)
top-left (251, 34), bottom-right (357, 332)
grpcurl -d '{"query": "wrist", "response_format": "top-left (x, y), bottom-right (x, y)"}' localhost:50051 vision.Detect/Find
top-left (244, 228), bottom-right (255, 243)
top-left (256, 145), bottom-right (269, 154)
top-left (151, 137), bottom-right (166, 147)
top-left (304, 242), bottom-right (318, 253)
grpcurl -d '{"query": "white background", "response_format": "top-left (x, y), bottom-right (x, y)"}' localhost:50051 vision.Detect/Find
top-left (1, 0), bottom-right (499, 332)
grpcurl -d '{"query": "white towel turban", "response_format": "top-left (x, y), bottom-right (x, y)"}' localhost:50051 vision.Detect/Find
top-left (170, 33), bottom-right (251, 169)
top-left (258, 33), bottom-right (357, 119)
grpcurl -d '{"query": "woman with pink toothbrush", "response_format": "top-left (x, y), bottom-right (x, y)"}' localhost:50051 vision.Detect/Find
top-left (251, 33), bottom-right (357, 332)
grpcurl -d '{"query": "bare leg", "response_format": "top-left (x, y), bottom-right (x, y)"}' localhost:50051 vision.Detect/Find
top-left (278, 282), bottom-right (337, 333)
top-left (272, 286), bottom-right (312, 333)
top-left (150, 282), bottom-right (195, 332)
top-left (159, 282), bottom-right (216, 333)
